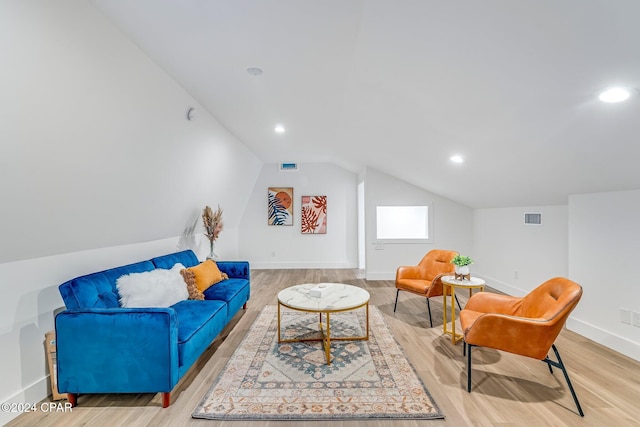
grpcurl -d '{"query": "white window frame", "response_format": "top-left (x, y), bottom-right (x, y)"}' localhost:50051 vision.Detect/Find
top-left (375, 205), bottom-right (433, 244)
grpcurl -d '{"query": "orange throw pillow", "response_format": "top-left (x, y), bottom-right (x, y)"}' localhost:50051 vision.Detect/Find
top-left (188, 260), bottom-right (223, 293)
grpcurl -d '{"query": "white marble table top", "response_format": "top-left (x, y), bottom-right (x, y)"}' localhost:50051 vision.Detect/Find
top-left (277, 283), bottom-right (370, 312)
top-left (441, 275), bottom-right (486, 288)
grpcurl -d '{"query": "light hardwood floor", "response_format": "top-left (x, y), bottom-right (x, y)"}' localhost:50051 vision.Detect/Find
top-left (8, 269), bottom-right (640, 427)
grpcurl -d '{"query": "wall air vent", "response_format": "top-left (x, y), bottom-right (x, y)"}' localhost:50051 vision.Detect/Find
top-left (524, 212), bottom-right (542, 225)
top-left (279, 162), bottom-right (298, 171)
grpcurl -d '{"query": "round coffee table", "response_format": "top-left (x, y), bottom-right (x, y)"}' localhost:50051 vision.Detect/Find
top-left (277, 283), bottom-right (370, 365)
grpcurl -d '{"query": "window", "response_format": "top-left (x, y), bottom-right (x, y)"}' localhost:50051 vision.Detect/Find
top-left (376, 205), bottom-right (432, 243)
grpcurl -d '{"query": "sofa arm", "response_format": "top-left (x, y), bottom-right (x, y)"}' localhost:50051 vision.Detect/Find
top-left (217, 261), bottom-right (250, 280)
top-left (55, 308), bottom-right (180, 394)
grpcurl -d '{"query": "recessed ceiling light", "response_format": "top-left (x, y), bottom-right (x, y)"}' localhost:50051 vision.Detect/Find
top-left (450, 155), bottom-right (464, 164)
top-left (599, 87), bottom-right (631, 103)
top-left (246, 67), bottom-right (263, 76)
top-left (274, 124), bottom-right (286, 133)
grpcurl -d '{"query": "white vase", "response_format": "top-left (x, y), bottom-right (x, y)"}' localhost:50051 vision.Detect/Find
top-left (207, 241), bottom-right (218, 260)
top-left (455, 265), bottom-right (470, 276)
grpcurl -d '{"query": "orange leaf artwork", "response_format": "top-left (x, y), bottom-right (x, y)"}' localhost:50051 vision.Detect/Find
top-left (268, 187), bottom-right (293, 226)
top-left (301, 195), bottom-right (327, 234)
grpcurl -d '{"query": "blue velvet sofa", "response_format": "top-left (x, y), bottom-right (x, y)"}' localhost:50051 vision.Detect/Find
top-left (54, 249), bottom-right (250, 408)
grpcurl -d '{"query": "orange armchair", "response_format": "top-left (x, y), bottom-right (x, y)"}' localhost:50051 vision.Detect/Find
top-left (394, 249), bottom-right (460, 327)
top-left (460, 277), bottom-right (584, 416)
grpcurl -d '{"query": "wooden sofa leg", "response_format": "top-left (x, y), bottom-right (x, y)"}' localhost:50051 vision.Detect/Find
top-left (243, 302), bottom-right (247, 309)
top-left (67, 393), bottom-right (77, 407)
top-left (162, 392), bottom-right (171, 408)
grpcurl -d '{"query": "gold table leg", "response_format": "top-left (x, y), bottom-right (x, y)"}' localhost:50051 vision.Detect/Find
top-left (278, 302), bottom-right (370, 366)
top-left (277, 302), bottom-right (282, 342)
top-left (450, 286), bottom-right (458, 344)
top-left (442, 283), bottom-right (485, 345)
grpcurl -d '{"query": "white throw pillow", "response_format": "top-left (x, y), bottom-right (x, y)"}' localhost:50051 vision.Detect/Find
top-left (116, 263), bottom-right (188, 308)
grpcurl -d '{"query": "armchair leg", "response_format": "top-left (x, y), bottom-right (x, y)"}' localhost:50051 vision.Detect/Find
top-left (543, 344), bottom-right (584, 417)
top-left (393, 289), bottom-right (400, 312)
top-left (466, 344), bottom-right (473, 392)
top-left (455, 295), bottom-right (462, 311)
top-left (426, 298), bottom-right (433, 327)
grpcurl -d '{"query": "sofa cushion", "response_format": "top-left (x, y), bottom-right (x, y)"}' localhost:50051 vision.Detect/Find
top-left (116, 263), bottom-right (188, 308)
top-left (171, 299), bottom-right (227, 371)
top-left (203, 278), bottom-right (250, 321)
top-left (188, 260), bottom-right (224, 293)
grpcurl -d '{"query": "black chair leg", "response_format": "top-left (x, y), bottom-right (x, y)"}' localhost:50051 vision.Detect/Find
top-left (546, 354), bottom-right (554, 374)
top-left (426, 298), bottom-right (433, 327)
top-left (393, 289), bottom-right (400, 312)
top-left (467, 344), bottom-right (472, 392)
top-left (543, 344), bottom-right (584, 417)
top-left (455, 295), bottom-right (462, 311)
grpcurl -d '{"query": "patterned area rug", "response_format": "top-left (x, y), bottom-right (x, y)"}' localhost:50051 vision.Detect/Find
top-left (192, 305), bottom-right (444, 421)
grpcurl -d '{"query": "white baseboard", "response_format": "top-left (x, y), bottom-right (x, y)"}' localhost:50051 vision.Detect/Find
top-left (365, 272), bottom-right (395, 281)
top-left (474, 273), bottom-right (640, 361)
top-left (472, 273), bottom-right (527, 296)
top-left (0, 375), bottom-right (50, 426)
top-left (251, 261), bottom-right (357, 269)
top-left (566, 317), bottom-right (640, 362)
top-left (366, 270), bottom-right (640, 362)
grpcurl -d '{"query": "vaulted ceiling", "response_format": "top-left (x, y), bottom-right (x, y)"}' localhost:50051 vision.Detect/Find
top-left (90, 0), bottom-right (640, 208)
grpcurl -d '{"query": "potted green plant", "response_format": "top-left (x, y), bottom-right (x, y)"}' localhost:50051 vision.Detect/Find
top-left (451, 254), bottom-right (474, 276)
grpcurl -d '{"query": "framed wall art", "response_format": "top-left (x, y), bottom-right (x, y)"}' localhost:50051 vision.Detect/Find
top-left (301, 195), bottom-right (327, 234)
top-left (268, 187), bottom-right (293, 225)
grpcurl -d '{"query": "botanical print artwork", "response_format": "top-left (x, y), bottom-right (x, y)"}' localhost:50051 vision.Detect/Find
top-left (268, 187), bottom-right (293, 226)
top-left (301, 195), bottom-right (327, 234)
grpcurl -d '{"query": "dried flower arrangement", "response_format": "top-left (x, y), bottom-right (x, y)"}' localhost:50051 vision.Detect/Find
top-left (202, 205), bottom-right (223, 259)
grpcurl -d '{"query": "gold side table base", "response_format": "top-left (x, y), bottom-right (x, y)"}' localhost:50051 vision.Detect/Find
top-left (443, 286), bottom-right (465, 344)
top-left (441, 276), bottom-right (486, 345)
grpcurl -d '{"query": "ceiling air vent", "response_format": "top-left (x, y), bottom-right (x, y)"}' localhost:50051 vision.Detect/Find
top-left (524, 212), bottom-right (542, 225)
top-left (279, 162), bottom-right (298, 171)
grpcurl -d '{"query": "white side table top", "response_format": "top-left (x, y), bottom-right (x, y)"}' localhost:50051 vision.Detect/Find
top-left (441, 276), bottom-right (486, 288)
top-left (277, 283), bottom-right (370, 312)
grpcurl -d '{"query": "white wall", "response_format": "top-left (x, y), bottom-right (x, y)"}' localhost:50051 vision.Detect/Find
top-left (0, 0), bottom-right (261, 264)
top-left (0, 237), bottom-right (192, 426)
top-left (239, 163), bottom-right (358, 268)
top-left (363, 168), bottom-right (473, 280)
top-left (0, 1), bottom-right (261, 422)
top-left (473, 200), bottom-right (640, 362)
top-left (567, 190), bottom-right (640, 360)
top-left (473, 205), bottom-right (568, 295)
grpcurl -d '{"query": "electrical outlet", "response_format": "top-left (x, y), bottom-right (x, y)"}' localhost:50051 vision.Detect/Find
top-left (633, 311), bottom-right (640, 328)
top-left (620, 308), bottom-right (632, 324)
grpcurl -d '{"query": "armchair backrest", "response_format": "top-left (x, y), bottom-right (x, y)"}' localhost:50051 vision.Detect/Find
top-left (418, 249), bottom-right (457, 282)
top-left (520, 277), bottom-right (583, 321)
top-left (462, 276), bottom-right (583, 360)
top-left (519, 277), bottom-right (583, 356)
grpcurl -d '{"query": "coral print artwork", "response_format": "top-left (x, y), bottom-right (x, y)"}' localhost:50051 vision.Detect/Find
top-left (301, 195), bottom-right (327, 234)
top-left (268, 187), bottom-right (293, 225)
